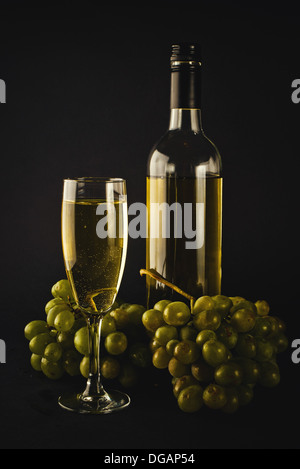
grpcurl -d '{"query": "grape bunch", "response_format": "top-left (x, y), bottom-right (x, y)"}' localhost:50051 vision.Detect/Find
top-left (143, 295), bottom-right (289, 413)
top-left (24, 279), bottom-right (152, 388)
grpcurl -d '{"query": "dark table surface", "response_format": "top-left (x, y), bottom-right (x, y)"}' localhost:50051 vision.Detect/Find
top-left (2, 346), bottom-right (299, 451)
top-left (1, 292), bottom-right (299, 450)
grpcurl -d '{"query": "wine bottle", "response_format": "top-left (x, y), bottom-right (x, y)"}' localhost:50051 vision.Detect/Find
top-left (146, 43), bottom-right (222, 307)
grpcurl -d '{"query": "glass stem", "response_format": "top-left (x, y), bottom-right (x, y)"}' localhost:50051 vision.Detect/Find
top-left (82, 315), bottom-right (106, 398)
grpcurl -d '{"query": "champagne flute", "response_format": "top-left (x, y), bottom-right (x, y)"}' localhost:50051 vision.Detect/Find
top-left (58, 177), bottom-right (130, 414)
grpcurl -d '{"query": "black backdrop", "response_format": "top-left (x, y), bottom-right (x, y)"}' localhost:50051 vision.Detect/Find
top-left (0, 0), bottom-right (300, 450)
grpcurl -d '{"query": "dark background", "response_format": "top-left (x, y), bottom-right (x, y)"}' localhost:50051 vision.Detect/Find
top-left (0, 0), bottom-right (300, 450)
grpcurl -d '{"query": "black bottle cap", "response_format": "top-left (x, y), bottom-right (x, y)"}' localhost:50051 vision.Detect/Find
top-left (171, 43), bottom-right (202, 64)
top-left (170, 43), bottom-right (202, 109)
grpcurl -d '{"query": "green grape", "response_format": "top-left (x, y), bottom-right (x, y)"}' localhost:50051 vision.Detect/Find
top-left (152, 347), bottom-right (171, 369)
top-left (211, 295), bottom-right (233, 318)
top-left (62, 350), bottom-right (81, 376)
top-left (229, 296), bottom-right (245, 306)
top-left (193, 310), bottom-right (221, 332)
top-left (195, 330), bottom-right (217, 349)
top-left (74, 327), bottom-right (89, 356)
top-left (179, 325), bottom-right (198, 341)
top-left (30, 354), bottom-right (42, 372)
top-left (104, 332), bottom-right (128, 355)
top-left (168, 357), bottom-right (190, 378)
top-left (172, 377), bottom-right (178, 386)
top-left (125, 304), bottom-right (146, 326)
top-left (149, 338), bottom-right (162, 354)
top-left (271, 332), bottom-right (289, 354)
top-left (153, 299), bottom-right (172, 313)
top-left (24, 320), bottom-right (49, 341)
top-left (202, 339), bottom-right (229, 368)
top-left (163, 302), bottom-right (191, 327)
top-left (56, 331), bottom-right (75, 350)
top-left (236, 384), bottom-right (254, 406)
top-left (79, 357), bottom-right (89, 378)
top-left (235, 357), bottom-right (260, 385)
top-left (191, 359), bottom-right (214, 383)
top-left (119, 302), bottom-right (131, 310)
top-left (118, 362), bottom-right (138, 388)
top-left (80, 356), bottom-right (97, 379)
top-left (230, 300), bottom-right (257, 315)
top-left (47, 304), bottom-right (71, 328)
top-left (274, 316), bottom-right (286, 333)
top-left (263, 316), bottom-right (279, 339)
top-left (174, 340), bottom-right (200, 365)
top-left (154, 325), bottom-right (178, 346)
top-left (216, 323), bottom-right (238, 349)
top-left (252, 317), bottom-right (273, 339)
top-left (41, 357), bottom-right (64, 380)
top-left (142, 309), bottom-right (165, 332)
top-left (54, 310), bottom-right (75, 332)
top-left (255, 338), bottom-right (274, 362)
top-left (51, 279), bottom-right (75, 303)
top-left (255, 300), bottom-right (270, 316)
top-left (214, 361), bottom-right (243, 387)
top-left (44, 342), bottom-right (63, 363)
top-left (177, 385), bottom-right (204, 413)
top-left (192, 296), bottom-right (216, 316)
top-left (128, 342), bottom-right (152, 368)
top-left (173, 375), bottom-right (198, 398)
top-left (235, 334), bottom-right (256, 359)
top-left (166, 339), bottom-right (180, 356)
top-left (101, 313), bottom-right (117, 337)
top-left (203, 383), bottom-right (227, 409)
top-left (258, 361), bottom-right (280, 387)
top-left (101, 356), bottom-right (121, 379)
top-left (45, 298), bottom-right (66, 315)
top-left (221, 388), bottom-right (239, 414)
top-left (29, 332), bottom-right (55, 355)
top-left (109, 308), bottom-right (131, 329)
top-left (230, 308), bottom-right (256, 333)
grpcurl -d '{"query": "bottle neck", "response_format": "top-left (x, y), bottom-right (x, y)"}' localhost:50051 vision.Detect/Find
top-left (169, 108), bottom-right (203, 132)
top-left (169, 62), bottom-right (202, 132)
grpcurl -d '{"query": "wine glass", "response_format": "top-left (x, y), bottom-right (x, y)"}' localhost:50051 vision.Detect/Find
top-left (58, 177), bottom-right (130, 414)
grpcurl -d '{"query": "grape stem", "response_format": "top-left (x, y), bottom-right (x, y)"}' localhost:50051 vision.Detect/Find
top-left (140, 268), bottom-right (195, 312)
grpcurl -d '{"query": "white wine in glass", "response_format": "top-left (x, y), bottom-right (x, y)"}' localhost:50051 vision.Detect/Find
top-left (59, 177), bottom-right (130, 414)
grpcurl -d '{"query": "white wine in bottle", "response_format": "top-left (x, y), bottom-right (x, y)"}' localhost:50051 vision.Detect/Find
top-left (146, 44), bottom-right (222, 307)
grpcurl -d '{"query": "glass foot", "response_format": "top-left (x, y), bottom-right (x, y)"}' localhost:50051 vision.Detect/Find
top-left (58, 389), bottom-right (131, 415)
